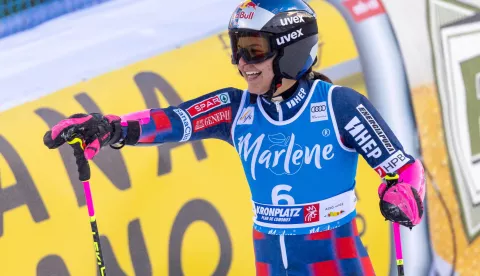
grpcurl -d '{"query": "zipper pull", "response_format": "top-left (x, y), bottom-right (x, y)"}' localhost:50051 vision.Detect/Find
top-left (275, 101), bottom-right (281, 113)
top-left (274, 101), bottom-right (283, 121)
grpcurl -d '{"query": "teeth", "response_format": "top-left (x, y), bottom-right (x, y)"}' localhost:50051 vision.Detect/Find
top-left (246, 71), bottom-right (260, 75)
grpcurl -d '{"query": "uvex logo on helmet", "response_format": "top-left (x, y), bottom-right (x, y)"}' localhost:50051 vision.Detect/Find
top-left (280, 15), bottom-right (305, 26)
top-left (276, 29), bottom-right (304, 46)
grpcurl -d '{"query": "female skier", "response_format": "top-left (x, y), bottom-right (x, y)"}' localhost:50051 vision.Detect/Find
top-left (43, 0), bottom-right (425, 275)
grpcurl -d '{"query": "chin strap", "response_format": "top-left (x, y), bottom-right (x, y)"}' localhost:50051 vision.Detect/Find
top-left (261, 53), bottom-right (285, 101)
top-left (261, 74), bottom-right (283, 101)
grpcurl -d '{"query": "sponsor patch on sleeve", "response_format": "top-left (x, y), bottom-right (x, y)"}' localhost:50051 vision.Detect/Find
top-left (193, 107), bottom-right (232, 132)
top-left (344, 116), bottom-right (383, 159)
top-left (186, 93), bottom-right (230, 118)
top-left (173, 109), bottom-right (192, 142)
top-left (356, 104), bottom-right (396, 154)
top-left (375, 150), bottom-right (411, 177)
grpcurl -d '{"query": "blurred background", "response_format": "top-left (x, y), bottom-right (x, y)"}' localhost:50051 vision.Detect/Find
top-left (0, 0), bottom-right (479, 275)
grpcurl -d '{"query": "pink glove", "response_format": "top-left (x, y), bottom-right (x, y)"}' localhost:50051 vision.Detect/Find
top-left (378, 159), bottom-right (426, 228)
top-left (43, 113), bottom-right (122, 160)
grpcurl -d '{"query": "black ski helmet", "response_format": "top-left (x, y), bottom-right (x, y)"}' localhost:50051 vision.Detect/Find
top-left (228, 0), bottom-right (319, 99)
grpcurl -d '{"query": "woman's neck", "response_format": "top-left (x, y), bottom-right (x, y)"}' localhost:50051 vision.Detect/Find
top-left (272, 78), bottom-right (298, 98)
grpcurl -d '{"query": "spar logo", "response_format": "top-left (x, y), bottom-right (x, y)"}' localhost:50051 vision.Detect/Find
top-left (186, 93), bottom-right (230, 118)
top-left (237, 132), bottom-right (335, 180)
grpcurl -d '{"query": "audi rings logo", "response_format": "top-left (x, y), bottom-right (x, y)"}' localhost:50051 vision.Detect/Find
top-left (310, 102), bottom-right (328, 122)
top-left (311, 105), bottom-right (326, 113)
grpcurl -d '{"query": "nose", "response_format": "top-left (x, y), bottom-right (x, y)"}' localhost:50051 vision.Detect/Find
top-left (238, 56), bottom-right (247, 67)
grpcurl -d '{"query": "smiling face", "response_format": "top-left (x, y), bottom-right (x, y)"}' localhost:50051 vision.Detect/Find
top-left (235, 36), bottom-right (276, 95)
top-left (238, 56), bottom-right (276, 95)
top-left (234, 35), bottom-right (298, 96)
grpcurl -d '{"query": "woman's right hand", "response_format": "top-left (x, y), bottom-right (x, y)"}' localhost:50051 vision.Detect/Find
top-left (43, 113), bottom-right (123, 160)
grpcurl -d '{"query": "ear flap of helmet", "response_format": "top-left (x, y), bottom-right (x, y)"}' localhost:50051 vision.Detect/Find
top-left (276, 34), bottom-right (318, 79)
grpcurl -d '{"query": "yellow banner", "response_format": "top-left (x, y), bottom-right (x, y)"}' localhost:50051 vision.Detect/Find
top-left (0, 1), bottom-right (390, 275)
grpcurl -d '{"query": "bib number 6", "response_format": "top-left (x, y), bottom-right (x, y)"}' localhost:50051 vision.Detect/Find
top-left (271, 184), bottom-right (295, 205)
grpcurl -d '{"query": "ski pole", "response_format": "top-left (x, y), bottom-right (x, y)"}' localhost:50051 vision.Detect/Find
top-left (385, 173), bottom-right (404, 276)
top-left (393, 222), bottom-right (404, 275)
top-left (67, 137), bottom-right (107, 276)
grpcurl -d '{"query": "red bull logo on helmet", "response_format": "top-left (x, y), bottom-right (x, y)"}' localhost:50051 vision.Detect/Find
top-left (236, 11), bottom-right (255, 20)
top-left (234, 0), bottom-right (258, 20)
top-left (230, 0), bottom-right (275, 30)
top-left (239, 0), bottom-right (257, 10)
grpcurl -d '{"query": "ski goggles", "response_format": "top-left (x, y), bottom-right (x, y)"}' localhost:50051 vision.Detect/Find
top-left (229, 21), bottom-right (318, 65)
top-left (229, 30), bottom-right (276, 64)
